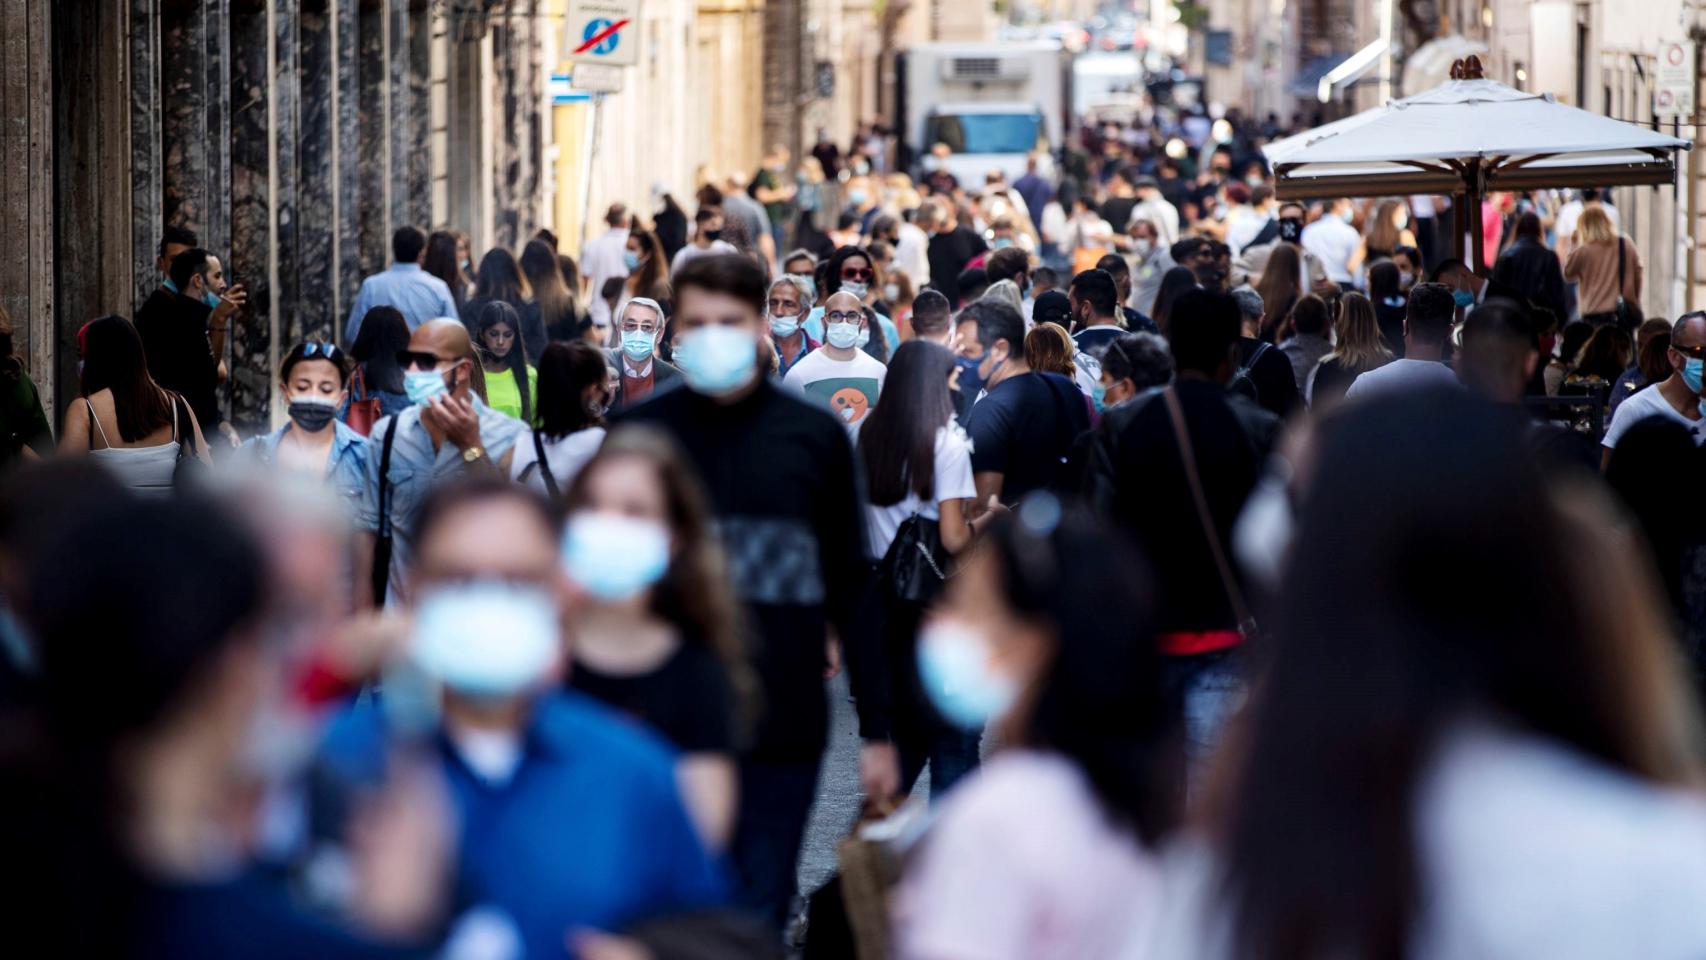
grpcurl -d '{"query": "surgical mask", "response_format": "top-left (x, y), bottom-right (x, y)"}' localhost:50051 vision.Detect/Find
top-left (849, 189), bottom-right (869, 206)
top-left (1091, 379), bottom-right (1108, 412)
top-left (1245, 175), bottom-right (1263, 188)
top-left (769, 312), bottom-right (801, 339)
top-left (411, 581), bottom-right (559, 701)
top-left (955, 353), bottom-right (986, 397)
top-left (460, 258), bottom-right (472, 272)
top-left (621, 329), bottom-right (656, 363)
top-left (676, 325), bottom-right (758, 395)
top-left (916, 620), bottom-right (1016, 730)
top-left (883, 283), bottom-right (899, 301)
top-left (1338, 208), bottom-right (1355, 224)
top-left (857, 327), bottom-right (872, 349)
top-left (623, 251), bottom-right (641, 271)
top-left (1395, 211), bottom-right (1409, 230)
top-left (202, 288), bottom-right (221, 309)
top-left (1398, 271), bottom-right (1415, 288)
top-left (1684, 357), bottom-right (1704, 394)
top-left (841, 280), bottom-right (869, 300)
top-left (287, 396), bottom-right (337, 432)
top-left (992, 237), bottom-right (1013, 249)
top-left (163, 277), bottom-right (179, 293)
top-left (561, 512), bottom-right (671, 601)
top-left (1133, 239), bottom-right (1153, 256)
top-left (1452, 289), bottom-right (1475, 308)
top-left (404, 366), bottom-right (452, 405)
top-left (826, 321), bottom-right (861, 350)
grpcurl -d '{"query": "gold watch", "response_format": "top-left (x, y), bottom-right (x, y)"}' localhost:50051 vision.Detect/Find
top-left (461, 445), bottom-right (486, 464)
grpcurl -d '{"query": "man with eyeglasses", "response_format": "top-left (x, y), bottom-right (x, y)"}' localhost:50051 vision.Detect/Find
top-left (783, 291), bottom-right (886, 432)
top-left (608, 297), bottom-right (681, 410)
top-left (1601, 312), bottom-right (1706, 469)
top-left (355, 318), bottom-right (527, 608)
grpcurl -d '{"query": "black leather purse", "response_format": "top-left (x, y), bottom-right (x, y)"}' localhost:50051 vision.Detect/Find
top-left (882, 511), bottom-right (949, 604)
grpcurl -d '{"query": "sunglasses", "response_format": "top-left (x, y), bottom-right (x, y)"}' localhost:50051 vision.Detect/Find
top-left (396, 349), bottom-right (453, 371)
top-left (1672, 341), bottom-right (1706, 360)
top-left (841, 267), bottom-right (874, 281)
top-left (300, 340), bottom-right (344, 361)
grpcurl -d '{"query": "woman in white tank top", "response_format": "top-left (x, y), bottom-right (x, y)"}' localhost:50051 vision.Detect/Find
top-left (57, 315), bottom-right (208, 495)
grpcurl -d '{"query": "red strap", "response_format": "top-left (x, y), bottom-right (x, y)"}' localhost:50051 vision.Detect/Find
top-left (1157, 630), bottom-right (1243, 657)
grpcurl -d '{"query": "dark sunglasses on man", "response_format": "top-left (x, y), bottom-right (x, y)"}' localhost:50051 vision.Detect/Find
top-left (397, 349), bottom-right (454, 371)
top-left (1672, 312), bottom-right (1706, 359)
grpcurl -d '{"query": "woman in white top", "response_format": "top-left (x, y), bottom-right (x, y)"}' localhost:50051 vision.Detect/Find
top-left (893, 501), bottom-right (1181, 960)
top-left (856, 340), bottom-right (994, 797)
top-left (59, 315), bottom-right (208, 495)
top-left (1145, 389), bottom-right (1706, 960)
top-left (508, 340), bottom-right (607, 498)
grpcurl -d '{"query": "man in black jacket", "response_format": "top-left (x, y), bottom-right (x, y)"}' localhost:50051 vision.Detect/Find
top-left (135, 247), bottom-right (245, 441)
top-left (617, 254), bottom-right (896, 932)
top-left (919, 199), bottom-right (986, 306)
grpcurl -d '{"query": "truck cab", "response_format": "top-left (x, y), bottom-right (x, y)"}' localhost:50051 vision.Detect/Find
top-left (896, 42), bottom-right (1071, 187)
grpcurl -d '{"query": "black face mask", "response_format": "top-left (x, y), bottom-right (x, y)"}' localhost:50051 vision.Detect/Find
top-left (1278, 217), bottom-right (1303, 243)
top-left (704, 229), bottom-right (723, 242)
top-left (287, 398), bottom-right (338, 432)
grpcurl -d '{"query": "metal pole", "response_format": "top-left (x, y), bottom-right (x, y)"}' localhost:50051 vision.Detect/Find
top-left (578, 91), bottom-right (604, 253)
top-left (1690, 39), bottom-right (1701, 311)
top-left (1468, 158), bottom-right (1487, 276)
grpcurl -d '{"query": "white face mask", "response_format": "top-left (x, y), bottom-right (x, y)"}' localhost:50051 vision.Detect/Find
top-left (826, 321), bottom-right (861, 350)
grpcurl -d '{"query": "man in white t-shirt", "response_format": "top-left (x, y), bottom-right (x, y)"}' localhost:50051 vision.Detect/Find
top-left (1301, 197), bottom-right (1360, 287)
top-left (783, 290), bottom-right (887, 431)
top-left (580, 203), bottom-right (631, 299)
top-left (670, 208), bottom-right (739, 275)
top-left (1601, 313), bottom-right (1706, 469)
top-left (1346, 283), bottom-right (1462, 400)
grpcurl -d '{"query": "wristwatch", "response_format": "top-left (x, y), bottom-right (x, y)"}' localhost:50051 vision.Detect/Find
top-left (462, 445), bottom-right (486, 464)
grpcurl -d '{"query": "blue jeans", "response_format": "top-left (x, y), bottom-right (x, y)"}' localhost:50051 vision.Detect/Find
top-left (1162, 649), bottom-right (1245, 786)
top-left (898, 720), bottom-right (981, 801)
top-left (731, 758), bottom-right (820, 932)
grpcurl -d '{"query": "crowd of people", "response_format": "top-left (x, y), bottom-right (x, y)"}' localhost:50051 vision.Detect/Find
top-left (3, 111), bottom-right (1706, 960)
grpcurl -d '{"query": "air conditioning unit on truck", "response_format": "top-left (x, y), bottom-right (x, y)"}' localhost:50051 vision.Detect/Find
top-left (895, 42), bottom-right (1073, 187)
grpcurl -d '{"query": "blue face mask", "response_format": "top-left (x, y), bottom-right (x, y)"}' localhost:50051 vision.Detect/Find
top-left (848, 189), bottom-right (868, 207)
top-left (621, 329), bottom-right (656, 363)
top-left (163, 277), bottom-right (178, 293)
top-left (1452, 289), bottom-right (1475, 308)
top-left (623, 250), bottom-right (642, 271)
top-left (955, 353), bottom-right (986, 397)
top-left (1091, 379), bottom-right (1109, 412)
top-left (769, 313), bottom-right (801, 339)
top-left (916, 620), bottom-right (1016, 731)
top-left (404, 367), bottom-right (451, 405)
top-left (676, 325), bottom-right (759, 395)
top-left (411, 581), bottom-right (559, 700)
top-left (562, 513), bottom-right (671, 601)
top-left (1684, 357), bottom-right (1704, 394)
top-left (203, 289), bottom-right (221, 309)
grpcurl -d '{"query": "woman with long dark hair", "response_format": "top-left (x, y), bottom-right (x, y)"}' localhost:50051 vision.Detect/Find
top-left (423, 230), bottom-right (471, 314)
top-left (857, 340), bottom-right (988, 795)
top-left (623, 225), bottom-right (672, 308)
top-left (520, 239), bottom-right (577, 347)
top-left (1153, 389), bottom-right (1706, 960)
top-left (1367, 259), bottom-right (1408, 357)
top-left (895, 499), bottom-right (1181, 958)
top-left (508, 340), bottom-right (608, 497)
top-left (1252, 245), bottom-right (1302, 342)
top-left (347, 305), bottom-right (412, 420)
top-left (474, 302), bottom-right (535, 423)
top-left (560, 426), bottom-right (746, 849)
top-left (58, 315), bottom-right (208, 493)
top-left (1153, 265), bottom-right (1200, 335)
top-left (459, 249), bottom-right (546, 363)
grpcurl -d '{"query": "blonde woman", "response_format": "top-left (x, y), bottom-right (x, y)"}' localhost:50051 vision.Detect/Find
top-left (1563, 205), bottom-right (1643, 326)
top-left (1307, 291), bottom-right (1393, 408)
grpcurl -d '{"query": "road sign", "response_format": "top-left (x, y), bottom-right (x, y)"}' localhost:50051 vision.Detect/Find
top-left (572, 63), bottom-right (624, 94)
top-left (563, 0), bottom-right (641, 67)
top-left (1655, 41), bottom-right (1694, 120)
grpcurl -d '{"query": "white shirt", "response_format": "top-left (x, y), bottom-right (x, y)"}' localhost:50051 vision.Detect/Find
top-left (782, 348), bottom-right (887, 432)
top-left (894, 222), bottom-right (932, 286)
top-left (864, 424), bottom-right (975, 560)
top-left (1128, 196), bottom-right (1180, 247)
top-left (1556, 200), bottom-right (1620, 247)
top-left (1225, 208), bottom-right (1274, 256)
top-left (580, 228), bottom-right (630, 302)
top-left (670, 240), bottom-right (738, 276)
top-left (508, 426), bottom-right (607, 494)
top-left (1343, 358), bottom-right (1460, 401)
top-left (1301, 215), bottom-right (1361, 284)
top-left (1601, 383), bottom-right (1706, 450)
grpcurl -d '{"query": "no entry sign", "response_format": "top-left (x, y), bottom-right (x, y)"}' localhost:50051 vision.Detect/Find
top-left (563, 0), bottom-right (641, 67)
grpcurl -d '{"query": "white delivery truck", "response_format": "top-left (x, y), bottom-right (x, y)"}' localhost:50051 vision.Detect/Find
top-left (895, 41), bottom-right (1072, 186)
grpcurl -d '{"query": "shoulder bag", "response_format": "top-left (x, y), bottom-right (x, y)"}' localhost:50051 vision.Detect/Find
top-left (1161, 386), bottom-right (1258, 642)
top-left (518, 429), bottom-right (562, 499)
top-left (371, 416), bottom-right (401, 606)
top-left (881, 509), bottom-right (949, 604)
top-left (1612, 236), bottom-right (1637, 330)
top-left (170, 393), bottom-right (203, 489)
top-left (346, 365), bottom-right (381, 437)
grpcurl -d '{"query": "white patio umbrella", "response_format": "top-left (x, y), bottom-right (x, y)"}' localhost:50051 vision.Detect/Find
top-left (1262, 57), bottom-right (1689, 271)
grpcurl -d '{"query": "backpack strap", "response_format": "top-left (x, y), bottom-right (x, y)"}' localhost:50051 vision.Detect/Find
top-left (529, 429), bottom-right (561, 499)
top-left (372, 415), bottom-right (402, 605)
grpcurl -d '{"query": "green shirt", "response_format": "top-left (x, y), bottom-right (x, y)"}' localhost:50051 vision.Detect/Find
top-left (484, 364), bottom-right (538, 423)
top-left (1, 369), bottom-right (52, 471)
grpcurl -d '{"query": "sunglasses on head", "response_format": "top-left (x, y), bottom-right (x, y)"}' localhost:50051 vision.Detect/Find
top-left (300, 340), bottom-right (343, 362)
top-left (396, 349), bottom-right (452, 371)
top-left (841, 267), bottom-right (874, 281)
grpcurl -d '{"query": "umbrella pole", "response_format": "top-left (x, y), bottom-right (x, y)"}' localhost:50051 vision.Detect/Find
top-left (1451, 190), bottom-right (1469, 265)
top-left (1467, 159), bottom-right (1487, 276)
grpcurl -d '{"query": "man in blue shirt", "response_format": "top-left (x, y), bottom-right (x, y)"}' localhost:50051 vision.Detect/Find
top-left (320, 479), bottom-right (725, 957)
top-left (345, 227), bottom-right (459, 341)
top-left (355, 319), bottom-right (527, 609)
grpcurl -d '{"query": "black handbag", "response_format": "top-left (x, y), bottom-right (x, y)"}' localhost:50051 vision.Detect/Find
top-left (170, 393), bottom-right (202, 489)
top-left (881, 511), bottom-right (949, 604)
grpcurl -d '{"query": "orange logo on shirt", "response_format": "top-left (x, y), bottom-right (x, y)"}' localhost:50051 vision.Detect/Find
top-left (830, 388), bottom-right (870, 423)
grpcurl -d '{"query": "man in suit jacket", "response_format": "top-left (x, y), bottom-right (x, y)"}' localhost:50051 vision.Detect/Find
top-left (609, 296), bottom-right (682, 409)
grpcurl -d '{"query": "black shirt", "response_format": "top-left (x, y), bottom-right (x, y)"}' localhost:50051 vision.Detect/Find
top-left (1074, 325), bottom-right (1127, 355)
top-left (967, 371), bottom-right (1090, 503)
top-left (1309, 356), bottom-right (1381, 408)
top-left (1373, 296), bottom-right (1408, 358)
top-left (1232, 337), bottom-right (1300, 418)
top-left (617, 378), bottom-right (886, 759)
top-left (135, 287), bottom-right (220, 432)
top-left (1099, 196), bottom-right (1138, 232)
top-left (1085, 380), bottom-right (1262, 633)
top-left (570, 644), bottom-right (737, 754)
top-left (926, 227), bottom-right (988, 306)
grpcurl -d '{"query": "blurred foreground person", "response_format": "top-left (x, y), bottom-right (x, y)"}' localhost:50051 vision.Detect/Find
top-left (894, 499), bottom-right (1181, 959)
top-left (317, 478), bottom-right (724, 958)
top-left (2, 484), bottom-right (443, 958)
top-left (562, 428), bottom-right (745, 850)
top-left (1151, 388), bottom-right (1706, 960)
